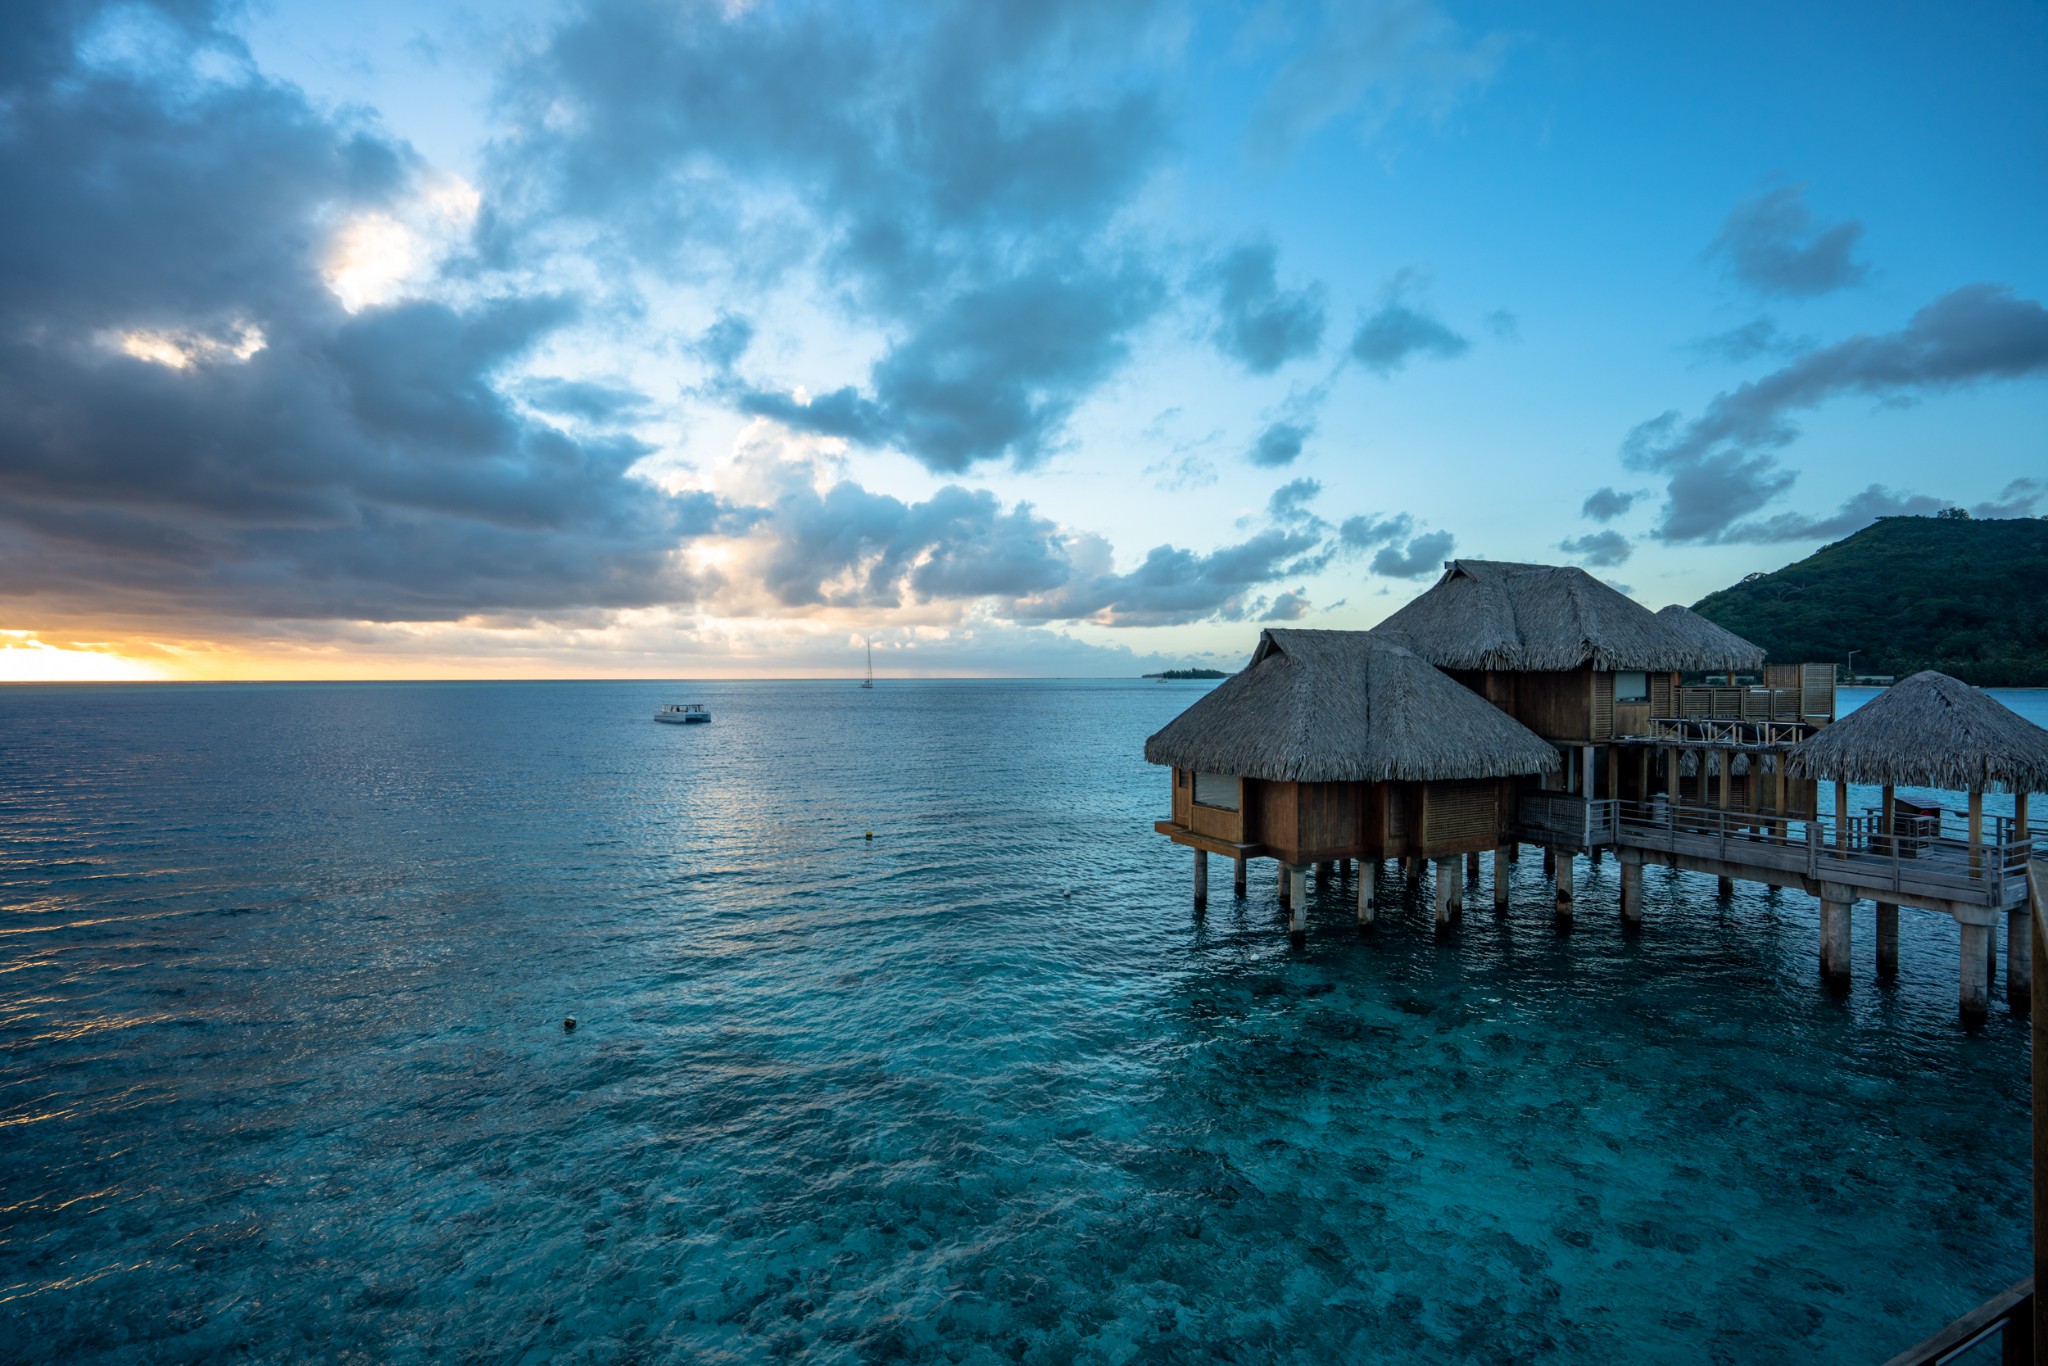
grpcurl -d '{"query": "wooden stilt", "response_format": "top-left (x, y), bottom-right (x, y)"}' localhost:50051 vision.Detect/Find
top-left (1961, 920), bottom-right (1991, 1019)
top-left (1357, 861), bottom-right (1375, 930)
top-left (1492, 845), bottom-right (1510, 911)
top-left (1554, 852), bottom-right (1573, 925)
top-left (2008, 906), bottom-right (2031, 1007)
top-left (1717, 876), bottom-right (1734, 898)
top-left (1277, 861), bottom-right (1290, 907)
top-left (1984, 917), bottom-right (1997, 996)
top-left (1834, 780), bottom-right (1850, 850)
top-left (1465, 850), bottom-right (1481, 880)
top-left (1876, 903), bottom-right (1899, 979)
top-left (1620, 850), bottom-right (1642, 926)
top-left (1968, 788), bottom-right (1984, 877)
top-left (1288, 866), bottom-right (1307, 944)
top-left (1448, 861), bottom-right (1464, 922)
top-left (1508, 842), bottom-right (1520, 863)
top-left (1234, 856), bottom-right (1247, 896)
top-left (1591, 846), bottom-right (1603, 866)
top-left (1193, 849), bottom-right (1208, 910)
top-left (1434, 857), bottom-right (1457, 931)
top-left (1819, 888), bottom-right (1851, 986)
top-left (1542, 846), bottom-right (1555, 876)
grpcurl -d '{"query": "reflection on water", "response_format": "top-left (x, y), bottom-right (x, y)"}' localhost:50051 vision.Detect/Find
top-left (0, 679), bottom-right (2033, 1362)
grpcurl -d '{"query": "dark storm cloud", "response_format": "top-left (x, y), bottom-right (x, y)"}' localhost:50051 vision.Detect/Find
top-left (1349, 276), bottom-right (1469, 375)
top-left (1706, 184), bottom-right (1868, 298)
top-left (1201, 238), bottom-right (1327, 374)
top-left (0, 1), bottom-right (713, 622)
top-left (495, 0), bottom-right (1178, 474)
top-left (1370, 529), bottom-right (1454, 579)
top-left (1580, 487), bottom-right (1638, 522)
top-left (1624, 283), bottom-right (2048, 542)
top-left (739, 262), bottom-right (1165, 472)
top-left (1559, 529), bottom-right (1631, 567)
top-left (1247, 420), bottom-right (1313, 468)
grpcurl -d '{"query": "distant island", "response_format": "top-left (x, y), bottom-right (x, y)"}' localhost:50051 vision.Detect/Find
top-left (1692, 513), bottom-right (2048, 687)
top-left (1143, 668), bottom-right (1229, 680)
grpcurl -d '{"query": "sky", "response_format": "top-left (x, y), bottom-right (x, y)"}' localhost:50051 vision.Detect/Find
top-left (2, 0), bottom-right (2044, 681)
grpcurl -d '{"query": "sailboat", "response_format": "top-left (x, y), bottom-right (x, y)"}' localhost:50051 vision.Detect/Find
top-left (861, 637), bottom-right (874, 689)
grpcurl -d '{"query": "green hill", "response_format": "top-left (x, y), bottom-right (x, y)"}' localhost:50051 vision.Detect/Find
top-left (1691, 515), bottom-right (2048, 686)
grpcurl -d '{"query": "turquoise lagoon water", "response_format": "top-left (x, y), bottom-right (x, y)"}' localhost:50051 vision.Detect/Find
top-left (0, 680), bottom-right (2040, 1363)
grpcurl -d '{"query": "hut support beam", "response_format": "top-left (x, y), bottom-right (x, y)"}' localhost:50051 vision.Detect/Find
top-left (1492, 846), bottom-right (1510, 911)
top-left (2008, 906), bottom-right (2031, 1006)
top-left (1466, 851), bottom-right (1481, 880)
top-left (1357, 862), bottom-right (1375, 930)
top-left (1876, 903), bottom-right (1899, 979)
top-left (1433, 858), bottom-right (1457, 931)
top-left (1288, 865), bottom-right (1307, 945)
top-left (1277, 861), bottom-right (1290, 907)
top-left (1234, 856), bottom-right (1247, 896)
top-left (1961, 921), bottom-right (1991, 1020)
top-left (1619, 849), bottom-right (1642, 926)
top-left (1819, 886), bottom-right (1852, 987)
top-left (1554, 853), bottom-right (1573, 926)
top-left (1193, 849), bottom-right (1208, 910)
top-left (1717, 876), bottom-right (1734, 899)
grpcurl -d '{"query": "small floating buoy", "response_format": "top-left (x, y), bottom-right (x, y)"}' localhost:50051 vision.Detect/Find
top-left (1063, 889), bottom-right (1072, 898)
top-left (865, 830), bottom-right (873, 840)
top-left (563, 1017), bottom-right (577, 1032)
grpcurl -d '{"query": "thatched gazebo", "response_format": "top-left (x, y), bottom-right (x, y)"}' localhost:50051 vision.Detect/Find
top-left (1789, 670), bottom-right (2048, 1009)
top-left (1146, 628), bottom-right (1558, 936)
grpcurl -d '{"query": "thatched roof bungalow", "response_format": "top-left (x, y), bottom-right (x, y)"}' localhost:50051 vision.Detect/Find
top-left (1147, 629), bottom-right (1558, 869)
top-left (1789, 671), bottom-right (2048, 795)
top-left (1371, 560), bottom-right (1766, 747)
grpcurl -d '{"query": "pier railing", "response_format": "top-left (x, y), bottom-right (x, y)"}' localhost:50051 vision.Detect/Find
top-left (1513, 794), bottom-right (2037, 909)
top-left (1626, 716), bottom-right (1812, 747)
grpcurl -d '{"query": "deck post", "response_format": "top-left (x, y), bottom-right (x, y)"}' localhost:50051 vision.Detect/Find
top-left (1433, 858), bottom-right (1457, 930)
top-left (1542, 846), bottom-right (1555, 876)
top-left (1875, 903), bottom-right (1899, 979)
top-left (1277, 860), bottom-right (1290, 907)
top-left (1317, 860), bottom-right (1334, 885)
top-left (1234, 855), bottom-right (1247, 896)
top-left (1667, 746), bottom-right (1679, 808)
top-left (1465, 850), bottom-right (1481, 880)
top-left (1819, 886), bottom-right (1851, 987)
top-left (1507, 841), bottom-right (1520, 863)
top-left (1492, 845), bottom-right (1511, 911)
top-left (1719, 753), bottom-right (1731, 812)
top-left (1717, 876), bottom-right (1734, 898)
top-left (1193, 849), bottom-right (1208, 910)
top-left (1968, 788), bottom-right (1984, 877)
top-left (1834, 780), bottom-right (1850, 850)
top-left (1288, 865), bottom-right (1307, 944)
top-left (1448, 861), bottom-right (1464, 921)
top-left (1357, 860), bottom-right (1375, 929)
top-left (1960, 920), bottom-right (1991, 1020)
top-left (1554, 852), bottom-right (1574, 925)
top-left (1619, 848), bottom-right (1642, 926)
top-left (1880, 785), bottom-right (1896, 858)
top-left (2008, 905), bottom-right (2030, 1007)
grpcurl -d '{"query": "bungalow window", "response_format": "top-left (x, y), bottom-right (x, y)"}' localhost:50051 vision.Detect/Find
top-left (1613, 670), bottom-right (1649, 703)
top-left (1193, 772), bottom-right (1240, 811)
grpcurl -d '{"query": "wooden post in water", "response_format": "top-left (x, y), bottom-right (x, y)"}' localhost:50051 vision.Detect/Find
top-left (1234, 855), bottom-right (1247, 896)
top-left (1619, 848), bottom-right (1642, 927)
top-left (1288, 865), bottom-right (1307, 945)
top-left (1433, 857), bottom-right (1457, 931)
top-left (1718, 876), bottom-right (1734, 899)
top-left (1277, 860), bottom-right (1290, 908)
top-left (2009, 903), bottom-right (2031, 1007)
top-left (1493, 845), bottom-right (1511, 912)
top-left (1960, 919), bottom-right (1991, 1020)
top-left (1818, 884), bottom-right (1851, 987)
top-left (1507, 842), bottom-right (1520, 863)
top-left (1969, 788), bottom-right (1984, 877)
top-left (1554, 851), bottom-right (1574, 926)
top-left (1193, 849), bottom-right (1208, 910)
top-left (1835, 780), bottom-right (1850, 851)
top-left (1875, 903), bottom-right (1899, 980)
top-left (1465, 850), bottom-right (1481, 880)
top-left (1356, 861), bottom-right (1375, 930)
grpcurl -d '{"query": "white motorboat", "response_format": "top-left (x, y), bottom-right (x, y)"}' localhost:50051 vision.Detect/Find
top-left (655, 703), bottom-right (711, 724)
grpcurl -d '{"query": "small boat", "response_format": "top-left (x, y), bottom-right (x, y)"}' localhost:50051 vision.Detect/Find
top-left (861, 637), bottom-right (874, 689)
top-left (655, 703), bottom-right (711, 724)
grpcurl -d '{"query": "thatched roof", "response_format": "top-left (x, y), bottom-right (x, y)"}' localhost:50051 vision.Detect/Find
top-left (1371, 560), bottom-right (1761, 672)
top-left (1655, 605), bottom-right (1768, 672)
top-left (1143, 628), bottom-right (1561, 783)
top-left (1788, 671), bottom-right (2048, 793)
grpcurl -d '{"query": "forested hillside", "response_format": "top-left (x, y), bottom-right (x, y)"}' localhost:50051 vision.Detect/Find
top-left (1691, 515), bottom-right (2048, 686)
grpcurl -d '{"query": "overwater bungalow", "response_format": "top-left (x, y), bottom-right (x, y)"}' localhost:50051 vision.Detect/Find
top-left (1145, 629), bottom-right (1558, 939)
top-left (1788, 670), bottom-right (2048, 1015)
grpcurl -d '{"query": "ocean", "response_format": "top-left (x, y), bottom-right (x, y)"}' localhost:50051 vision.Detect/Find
top-left (1, 679), bottom-right (2040, 1362)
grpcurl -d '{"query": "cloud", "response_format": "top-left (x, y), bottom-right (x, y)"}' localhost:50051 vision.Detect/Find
top-left (1201, 237), bottom-right (1326, 373)
top-left (1580, 487), bottom-right (1638, 522)
top-left (1484, 309), bottom-right (1519, 341)
top-left (521, 377), bottom-right (650, 423)
top-left (1337, 511), bottom-right (1412, 550)
top-left (1974, 478), bottom-right (2046, 519)
top-left (689, 312), bottom-right (754, 372)
top-left (1014, 526), bottom-right (1327, 627)
top-left (1370, 529), bottom-right (1453, 578)
top-left (1350, 271), bottom-right (1469, 374)
top-left (492, 0), bottom-right (1179, 475)
top-left (1705, 183), bottom-right (1868, 298)
top-left (0, 2), bottom-right (711, 625)
top-left (1559, 529), bottom-right (1631, 566)
top-left (1624, 283), bottom-right (2048, 542)
top-left (1714, 485), bottom-right (1948, 544)
top-left (1247, 420), bottom-right (1311, 467)
top-left (1266, 477), bottom-right (1323, 524)
top-left (1260, 589), bottom-right (1311, 621)
top-left (1244, 0), bottom-right (1505, 162)
top-left (1688, 317), bottom-right (1812, 365)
